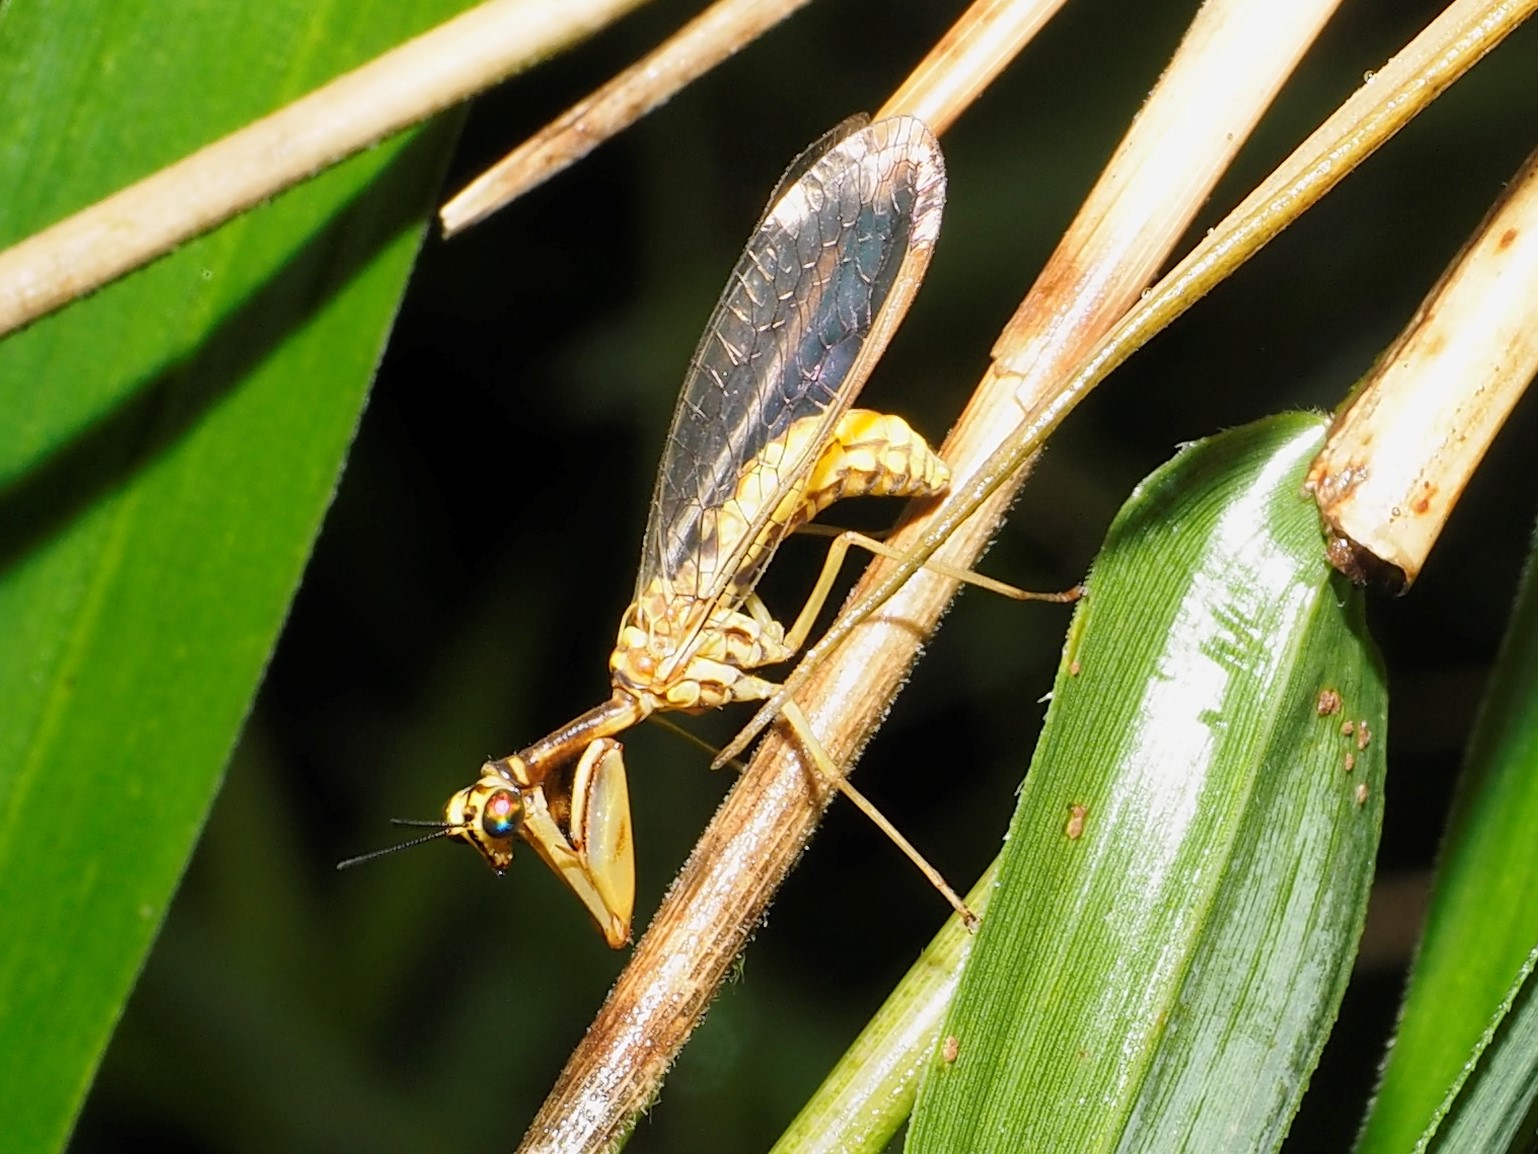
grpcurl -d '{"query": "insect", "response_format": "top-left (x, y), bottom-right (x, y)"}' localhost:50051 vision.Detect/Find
top-left (348, 115), bottom-right (1029, 946)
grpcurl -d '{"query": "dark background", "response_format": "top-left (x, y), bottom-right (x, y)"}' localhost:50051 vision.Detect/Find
top-left (76, 0), bottom-right (1538, 1150)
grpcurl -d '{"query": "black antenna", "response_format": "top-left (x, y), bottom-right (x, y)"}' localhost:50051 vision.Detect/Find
top-left (335, 819), bottom-right (461, 870)
top-left (645, 714), bottom-right (747, 773)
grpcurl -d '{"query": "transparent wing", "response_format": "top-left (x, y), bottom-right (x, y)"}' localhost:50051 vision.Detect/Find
top-left (634, 115), bottom-right (947, 608)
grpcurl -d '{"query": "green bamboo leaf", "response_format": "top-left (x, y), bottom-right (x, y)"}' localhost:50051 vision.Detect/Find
top-left (1357, 518), bottom-right (1538, 1153)
top-left (0, 4), bottom-right (467, 1149)
top-left (909, 412), bottom-right (1386, 1152)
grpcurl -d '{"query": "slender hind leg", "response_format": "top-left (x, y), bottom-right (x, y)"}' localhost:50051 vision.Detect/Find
top-left (714, 410), bottom-right (1075, 923)
top-left (778, 699), bottom-right (979, 930)
top-left (698, 414), bottom-right (1079, 908)
top-left (783, 528), bottom-right (1082, 654)
top-left (699, 663), bottom-right (981, 927)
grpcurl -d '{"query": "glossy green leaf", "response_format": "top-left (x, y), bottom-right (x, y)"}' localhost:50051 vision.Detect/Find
top-left (0, 4), bottom-right (466, 1150)
top-left (909, 413), bottom-right (1386, 1151)
top-left (1358, 518), bottom-right (1538, 1153)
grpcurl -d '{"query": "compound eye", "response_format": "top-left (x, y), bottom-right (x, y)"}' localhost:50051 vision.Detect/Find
top-left (480, 788), bottom-right (522, 839)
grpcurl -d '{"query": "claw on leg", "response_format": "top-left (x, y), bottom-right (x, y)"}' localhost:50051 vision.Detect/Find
top-left (566, 737), bottom-right (636, 942)
top-left (523, 737), bottom-right (634, 948)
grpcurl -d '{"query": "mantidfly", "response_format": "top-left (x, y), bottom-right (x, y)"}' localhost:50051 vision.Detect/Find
top-left (342, 115), bottom-right (1076, 947)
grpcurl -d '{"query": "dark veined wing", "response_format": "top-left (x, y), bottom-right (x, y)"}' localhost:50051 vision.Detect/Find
top-left (634, 115), bottom-right (946, 608)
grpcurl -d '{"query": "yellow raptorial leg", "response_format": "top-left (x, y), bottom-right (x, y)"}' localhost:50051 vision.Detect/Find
top-left (779, 699), bottom-right (978, 931)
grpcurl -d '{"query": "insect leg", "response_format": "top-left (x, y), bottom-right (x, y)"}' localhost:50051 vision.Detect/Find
top-left (772, 408), bottom-right (1080, 656)
top-left (782, 529), bottom-right (1082, 655)
top-left (713, 416), bottom-right (1078, 769)
top-left (777, 699), bottom-right (977, 930)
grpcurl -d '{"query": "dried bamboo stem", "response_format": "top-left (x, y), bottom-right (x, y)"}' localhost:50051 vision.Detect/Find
top-left (1308, 145), bottom-right (1538, 588)
top-left (440, 0), bottom-right (817, 235)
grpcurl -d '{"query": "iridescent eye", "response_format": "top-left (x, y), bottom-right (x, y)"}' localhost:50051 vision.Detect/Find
top-left (481, 789), bottom-right (521, 839)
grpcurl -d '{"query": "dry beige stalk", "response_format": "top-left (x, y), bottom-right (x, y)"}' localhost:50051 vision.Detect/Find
top-left (1308, 145), bottom-right (1538, 589)
top-left (881, 0), bottom-right (1071, 135)
top-left (440, 0), bottom-right (817, 235)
